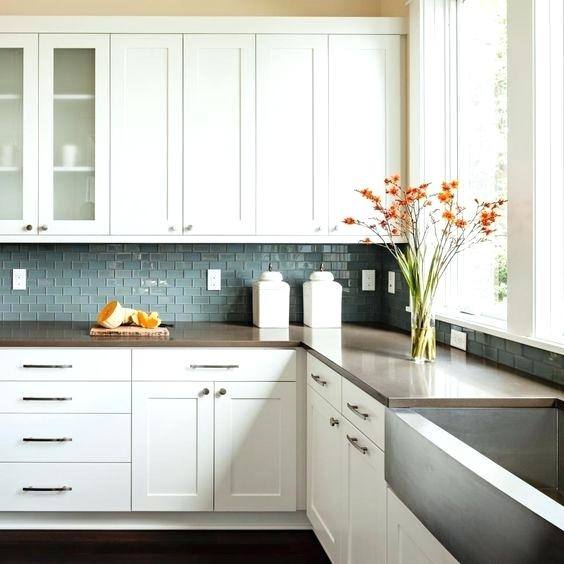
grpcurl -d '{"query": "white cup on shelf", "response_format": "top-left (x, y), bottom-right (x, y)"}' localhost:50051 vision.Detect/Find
top-left (61, 144), bottom-right (79, 167)
top-left (0, 143), bottom-right (16, 167)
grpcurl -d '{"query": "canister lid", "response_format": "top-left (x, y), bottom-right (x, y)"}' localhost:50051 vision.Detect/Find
top-left (258, 262), bottom-right (284, 282)
top-left (309, 263), bottom-right (334, 282)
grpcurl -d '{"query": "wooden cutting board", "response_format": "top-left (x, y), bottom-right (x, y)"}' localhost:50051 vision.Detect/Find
top-left (90, 325), bottom-right (170, 338)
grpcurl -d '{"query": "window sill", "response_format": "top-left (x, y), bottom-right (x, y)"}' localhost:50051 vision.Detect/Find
top-left (435, 311), bottom-right (564, 357)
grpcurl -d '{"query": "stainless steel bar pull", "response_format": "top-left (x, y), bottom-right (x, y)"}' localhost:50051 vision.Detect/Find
top-left (22, 364), bottom-right (72, 369)
top-left (310, 374), bottom-right (327, 386)
top-left (346, 434), bottom-right (368, 454)
top-left (189, 364), bottom-right (239, 370)
top-left (346, 402), bottom-right (369, 420)
top-left (22, 486), bottom-right (72, 492)
top-left (22, 397), bottom-right (72, 401)
top-left (23, 437), bottom-right (72, 442)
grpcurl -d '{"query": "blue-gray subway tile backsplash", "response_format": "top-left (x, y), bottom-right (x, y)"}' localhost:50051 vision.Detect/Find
top-left (0, 243), bottom-right (380, 325)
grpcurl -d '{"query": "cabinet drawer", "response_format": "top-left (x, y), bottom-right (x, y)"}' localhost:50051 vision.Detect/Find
top-left (0, 414), bottom-right (130, 462)
top-left (0, 349), bottom-right (131, 381)
top-left (306, 354), bottom-right (341, 410)
top-left (132, 348), bottom-right (296, 381)
top-left (0, 382), bottom-right (130, 413)
top-left (0, 463), bottom-right (130, 512)
top-left (341, 378), bottom-right (385, 450)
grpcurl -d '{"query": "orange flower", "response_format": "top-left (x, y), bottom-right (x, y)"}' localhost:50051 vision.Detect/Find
top-left (360, 237), bottom-right (373, 245)
top-left (390, 174), bottom-right (400, 182)
top-left (438, 191), bottom-right (454, 203)
top-left (357, 188), bottom-right (381, 205)
top-left (450, 180), bottom-right (459, 189)
top-left (386, 186), bottom-right (399, 196)
top-left (454, 218), bottom-right (467, 229)
top-left (442, 210), bottom-right (455, 222)
top-left (343, 217), bottom-right (357, 225)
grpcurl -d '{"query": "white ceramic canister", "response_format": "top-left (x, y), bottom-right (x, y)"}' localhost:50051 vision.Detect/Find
top-left (303, 266), bottom-right (342, 328)
top-left (252, 265), bottom-right (290, 328)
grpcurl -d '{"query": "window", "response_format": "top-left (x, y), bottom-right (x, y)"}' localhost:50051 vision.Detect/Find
top-left (535, 0), bottom-right (564, 341)
top-left (453, 0), bottom-right (508, 324)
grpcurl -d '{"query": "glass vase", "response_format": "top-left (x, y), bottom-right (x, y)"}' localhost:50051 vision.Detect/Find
top-left (410, 300), bottom-right (436, 363)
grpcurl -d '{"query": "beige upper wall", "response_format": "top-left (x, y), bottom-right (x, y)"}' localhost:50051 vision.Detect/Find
top-left (0, 0), bottom-right (407, 17)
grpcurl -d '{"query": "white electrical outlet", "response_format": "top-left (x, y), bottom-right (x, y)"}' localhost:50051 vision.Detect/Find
top-left (207, 269), bottom-right (221, 291)
top-left (450, 329), bottom-right (467, 351)
top-left (12, 269), bottom-right (26, 290)
top-left (387, 271), bottom-right (396, 294)
top-left (362, 270), bottom-right (376, 291)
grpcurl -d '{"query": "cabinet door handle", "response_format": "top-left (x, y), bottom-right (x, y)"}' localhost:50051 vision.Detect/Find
top-left (39, 224), bottom-right (48, 232)
top-left (23, 437), bottom-right (72, 442)
top-left (346, 402), bottom-right (369, 420)
top-left (22, 486), bottom-right (72, 492)
top-left (217, 388), bottom-right (227, 396)
top-left (346, 434), bottom-right (368, 455)
top-left (329, 417), bottom-right (339, 427)
top-left (189, 364), bottom-right (239, 370)
top-left (22, 364), bottom-right (72, 369)
top-left (310, 374), bottom-right (327, 387)
top-left (201, 388), bottom-right (210, 396)
top-left (24, 224), bottom-right (33, 232)
top-left (22, 397), bottom-right (72, 402)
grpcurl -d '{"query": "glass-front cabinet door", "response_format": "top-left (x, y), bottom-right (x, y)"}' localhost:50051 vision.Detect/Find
top-left (0, 35), bottom-right (38, 235)
top-left (38, 34), bottom-right (109, 235)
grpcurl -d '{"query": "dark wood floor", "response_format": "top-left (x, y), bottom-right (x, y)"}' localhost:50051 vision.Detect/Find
top-left (0, 530), bottom-right (330, 564)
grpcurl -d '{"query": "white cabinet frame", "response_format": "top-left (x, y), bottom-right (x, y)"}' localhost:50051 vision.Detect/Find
top-left (38, 34), bottom-right (110, 235)
top-left (0, 34), bottom-right (38, 236)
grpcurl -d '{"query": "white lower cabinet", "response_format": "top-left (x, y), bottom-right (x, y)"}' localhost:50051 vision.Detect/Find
top-left (306, 366), bottom-right (387, 564)
top-left (214, 381), bottom-right (296, 511)
top-left (132, 381), bottom-right (214, 511)
top-left (387, 490), bottom-right (458, 564)
top-left (306, 386), bottom-right (343, 563)
top-left (341, 419), bottom-right (386, 564)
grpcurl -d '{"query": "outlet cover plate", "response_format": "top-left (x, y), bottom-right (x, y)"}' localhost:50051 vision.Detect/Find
top-left (387, 271), bottom-right (396, 294)
top-left (207, 269), bottom-right (221, 291)
top-left (12, 268), bottom-right (26, 291)
top-left (362, 270), bottom-right (376, 291)
top-left (450, 329), bottom-right (467, 351)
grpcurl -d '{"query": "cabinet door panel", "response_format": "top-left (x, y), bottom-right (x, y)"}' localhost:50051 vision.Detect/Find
top-left (256, 35), bottom-right (328, 235)
top-left (329, 35), bottom-right (401, 236)
top-left (215, 381), bottom-right (296, 511)
top-left (0, 34), bottom-right (37, 235)
top-left (184, 34), bottom-right (255, 235)
top-left (307, 386), bottom-right (342, 563)
top-left (132, 382), bottom-right (213, 511)
top-left (39, 34), bottom-right (109, 235)
top-left (111, 35), bottom-right (182, 235)
top-left (387, 490), bottom-right (458, 564)
top-left (341, 419), bottom-right (386, 564)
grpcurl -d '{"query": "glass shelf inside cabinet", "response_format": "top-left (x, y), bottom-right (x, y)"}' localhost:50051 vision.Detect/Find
top-left (0, 47), bottom-right (24, 221)
top-left (53, 48), bottom-right (96, 221)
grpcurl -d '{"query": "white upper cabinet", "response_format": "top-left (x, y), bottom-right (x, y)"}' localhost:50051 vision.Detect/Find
top-left (184, 34), bottom-right (255, 235)
top-left (328, 35), bottom-right (402, 236)
top-left (111, 35), bottom-right (183, 235)
top-left (256, 35), bottom-right (329, 236)
top-left (38, 34), bottom-right (110, 235)
top-left (0, 35), bottom-right (37, 236)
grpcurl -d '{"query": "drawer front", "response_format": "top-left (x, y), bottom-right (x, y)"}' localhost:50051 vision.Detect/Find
top-left (0, 463), bottom-right (130, 511)
top-left (306, 354), bottom-right (341, 410)
top-left (341, 378), bottom-right (385, 450)
top-left (0, 349), bottom-right (131, 381)
top-left (0, 382), bottom-right (131, 414)
top-left (132, 348), bottom-right (296, 381)
top-left (0, 414), bottom-right (130, 462)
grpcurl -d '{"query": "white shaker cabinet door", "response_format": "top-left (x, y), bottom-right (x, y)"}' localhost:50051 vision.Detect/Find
top-left (387, 489), bottom-right (458, 564)
top-left (307, 386), bottom-right (343, 564)
top-left (184, 34), bottom-right (255, 235)
top-left (341, 419), bottom-right (386, 564)
top-left (111, 35), bottom-right (182, 235)
top-left (38, 34), bottom-right (110, 235)
top-left (132, 381), bottom-right (214, 511)
top-left (328, 35), bottom-right (402, 237)
top-left (214, 381), bottom-right (296, 511)
top-left (256, 35), bottom-right (328, 236)
top-left (0, 34), bottom-right (38, 236)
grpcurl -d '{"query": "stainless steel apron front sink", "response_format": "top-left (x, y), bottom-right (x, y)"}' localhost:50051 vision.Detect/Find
top-left (386, 405), bottom-right (564, 564)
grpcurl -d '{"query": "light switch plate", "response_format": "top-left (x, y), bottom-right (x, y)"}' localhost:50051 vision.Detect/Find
top-left (12, 268), bottom-right (26, 290)
top-left (207, 269), bottom-right (221, 291)
top-left (450, 329), bottom-right (467, 351)
top-left (362, 270), bottom-right (376, 291)
top-left (387, 271), bottom-right (396, 294)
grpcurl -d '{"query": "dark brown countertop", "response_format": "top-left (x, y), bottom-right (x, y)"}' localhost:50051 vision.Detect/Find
top-left (0, 322), bottom-right (561, 408)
